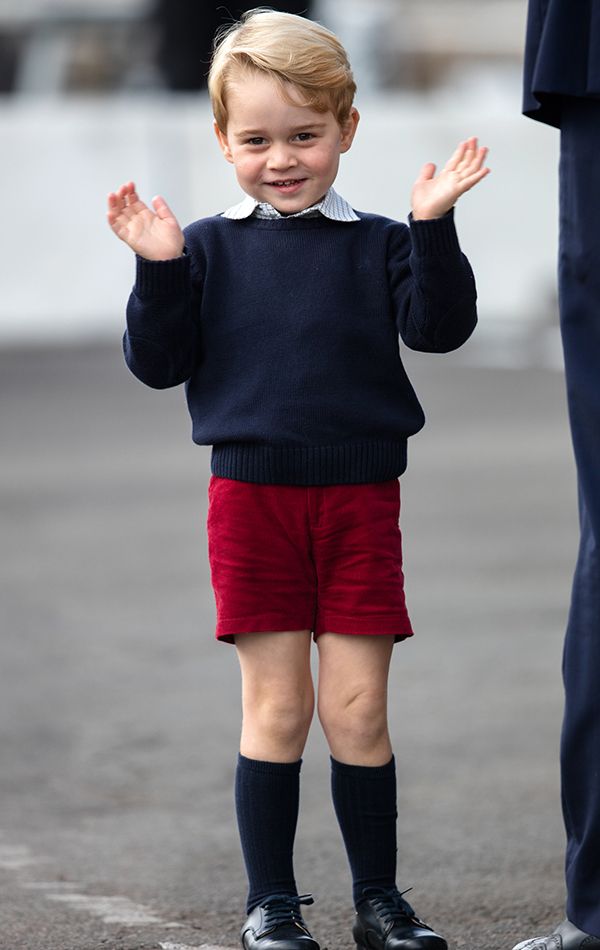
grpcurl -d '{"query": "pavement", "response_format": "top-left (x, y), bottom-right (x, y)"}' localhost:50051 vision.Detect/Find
top-left (0, 340), bottom-right (578, 950)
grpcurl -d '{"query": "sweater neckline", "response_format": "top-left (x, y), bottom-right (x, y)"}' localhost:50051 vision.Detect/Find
top-left (223, 213), bottom-right (362, 230)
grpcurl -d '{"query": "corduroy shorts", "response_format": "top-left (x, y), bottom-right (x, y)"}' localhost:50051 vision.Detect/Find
top-left (206, 475), bottom-right (414, 644)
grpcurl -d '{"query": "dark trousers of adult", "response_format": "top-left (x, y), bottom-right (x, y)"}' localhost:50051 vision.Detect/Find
top-left (558, 96), bottom-right (600, 939)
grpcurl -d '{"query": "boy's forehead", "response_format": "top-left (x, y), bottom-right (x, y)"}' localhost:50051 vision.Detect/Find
top-left (226, 74), bottom-right (302, 111)
top-left (225, 70), bottom-right (332, 126)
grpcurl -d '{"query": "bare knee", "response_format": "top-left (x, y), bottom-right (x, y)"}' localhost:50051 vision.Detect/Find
top-left (242, 686), bottom-right (315, 761)
top-left (237, 630), bottom-right (314, 762)
top-left (318, 687), bottom-right (390, 764)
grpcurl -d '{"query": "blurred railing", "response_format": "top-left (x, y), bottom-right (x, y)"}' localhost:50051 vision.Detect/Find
top-left (0, 0), bottom-right (153, 92)
top-left (0, 0), bottom-right (528, 94)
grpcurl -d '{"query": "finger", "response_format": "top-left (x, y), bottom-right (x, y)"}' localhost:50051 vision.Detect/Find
top-left (455, 165), bottom-right (491, 195)
top-left (108, 189), bottom-right (127, 210)
top-left (117, 181), bottom-right (135, 201)
top-left (473, 146), bottom-right (489, 171)
top-left (125, 185), bottom-right (142, 209)
top-left (107, 210), bottom-right (129, 235)
top-left (117, 182), bottom-right (143, 214)
top-left (107, 191), bottom-right (129, 226)
top-left (152, 194), bottom-right (176, 220)
top-left (456, 137), bottom-right (478, 169)
top-left (415, 162), bottom-right (436, 183)
top-left (444, 143), bottom-right (468, 173)
top-left (459, 139), bottom-right (488, 172)
top-left (121, 185), bottom-right (151, 219)
top-left (460, 146), bottom-right (489, 177)
top-left (107, 197), bottom-right (142, 230)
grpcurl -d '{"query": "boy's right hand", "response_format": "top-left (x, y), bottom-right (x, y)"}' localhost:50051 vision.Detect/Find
top-left (107, 181), bottom-right (185, 260)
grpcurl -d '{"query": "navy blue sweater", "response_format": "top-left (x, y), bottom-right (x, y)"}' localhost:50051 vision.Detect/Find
top-left (124, 209), bottom-right (477, 485)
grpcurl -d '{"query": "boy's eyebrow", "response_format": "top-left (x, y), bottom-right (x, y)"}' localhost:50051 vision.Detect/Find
top-left (289, 122), bottom-right (329, 132)
top-left (235, 121), bottom-right (329, 137)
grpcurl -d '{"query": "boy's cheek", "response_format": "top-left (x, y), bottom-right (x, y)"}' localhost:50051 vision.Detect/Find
top-left (234, 156), bottom-right (258, 177)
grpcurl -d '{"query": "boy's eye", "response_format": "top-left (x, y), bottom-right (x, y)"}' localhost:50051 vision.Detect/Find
top-left (247, 137), bottom-right (266, 146)
top-left (295, 132), bottom-right (314, 142)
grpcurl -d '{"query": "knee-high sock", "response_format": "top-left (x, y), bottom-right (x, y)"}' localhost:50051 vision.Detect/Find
top-left (330, 755), bottom-right (397, 906)
top-left (235, 753), bottom-right (301, 913)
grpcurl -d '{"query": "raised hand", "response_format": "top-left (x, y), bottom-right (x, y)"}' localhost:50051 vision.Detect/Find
top-left (107, 181), bottom-right (185, 261)
top-left (411, 137), bottom-right (490, 221)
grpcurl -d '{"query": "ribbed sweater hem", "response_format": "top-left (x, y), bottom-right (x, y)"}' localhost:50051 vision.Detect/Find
top-left (209, 440), bottom-right (408, 485)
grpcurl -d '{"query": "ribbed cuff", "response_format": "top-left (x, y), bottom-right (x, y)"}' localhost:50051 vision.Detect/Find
top-left (330, 755), bottom-right (395, 777)
top-left (238, 754), bottom-right (302, 775)
top-left (134, 253), bottom-right (190, 296)
top-left (408, 208), bottom-right (461, 256)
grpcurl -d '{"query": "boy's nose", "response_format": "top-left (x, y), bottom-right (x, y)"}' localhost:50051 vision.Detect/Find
top-left (266, 146), bottom-right (297, 171)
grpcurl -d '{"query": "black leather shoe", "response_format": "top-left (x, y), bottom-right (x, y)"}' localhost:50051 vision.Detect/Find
top-left (241, 894), bottom-right (320, 950)
top-left (512, 920), bottom-right (600, 950)
top-left (353, 887), bottom-right (447, 950)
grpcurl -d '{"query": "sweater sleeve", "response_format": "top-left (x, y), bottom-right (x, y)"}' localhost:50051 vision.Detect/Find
top-left (123, 251), bottom-right (202, 389)
top-left (387, 210), bottom-right (478, 353)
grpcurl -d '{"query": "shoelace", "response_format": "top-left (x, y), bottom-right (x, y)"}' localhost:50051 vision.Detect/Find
top-left (364, 888), bottom-right (421, 928)
top-left (262, 894), bottom-right (314, 931)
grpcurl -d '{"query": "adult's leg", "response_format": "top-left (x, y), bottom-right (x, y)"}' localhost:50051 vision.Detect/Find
top-left (235, 630), bottom-right (314, 913)
top-left (558, 97), bottom-right (600, 938)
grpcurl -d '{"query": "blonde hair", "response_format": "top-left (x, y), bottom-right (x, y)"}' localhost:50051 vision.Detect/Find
top-left (209, 8), bottom-right (356, 131)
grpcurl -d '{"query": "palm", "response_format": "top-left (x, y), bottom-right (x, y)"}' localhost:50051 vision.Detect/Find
top-left (107, 181), bottom-right (184, 261)
top-left (411, 137), bottom-right (490, 220)
top-left (412, 173), bottom-right (461, 218)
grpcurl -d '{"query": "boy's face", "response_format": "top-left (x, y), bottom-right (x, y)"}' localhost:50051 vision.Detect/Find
top-left (214, 70), bottom-right (359, 214)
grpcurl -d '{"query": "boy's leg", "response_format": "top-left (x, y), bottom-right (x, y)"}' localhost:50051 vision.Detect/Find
top-left (317, 633), bottom-right (445, 950)
top-left (235, 630), bottom-right (315, 921)
top-left (317, 632), bottom-right (396, 899)
top-left (236, 630), bottom-right (314, 763)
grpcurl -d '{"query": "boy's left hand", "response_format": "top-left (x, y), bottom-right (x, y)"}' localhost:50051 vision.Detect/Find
top-left (411, 136), bottom-right (490, 220)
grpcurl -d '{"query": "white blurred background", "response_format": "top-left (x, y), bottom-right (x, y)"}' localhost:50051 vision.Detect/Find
top-left (0, 0), bottom-right (559, 360)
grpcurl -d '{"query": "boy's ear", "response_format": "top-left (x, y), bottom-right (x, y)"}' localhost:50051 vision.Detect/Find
top-left (340, 107), bottom-right (360, 154)
top-left (214, 120), bottom-right (234, 163)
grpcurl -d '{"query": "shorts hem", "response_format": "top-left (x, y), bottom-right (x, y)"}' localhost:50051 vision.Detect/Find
top-left (215, 616), bottom-right (414, 645)
top-left (314, 622), bottom-right (414, 643)
top-left (216, 617), bottom-right (315, 645)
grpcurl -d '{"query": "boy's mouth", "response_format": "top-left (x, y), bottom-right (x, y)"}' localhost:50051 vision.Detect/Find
top-left (267, 178), bottom-right (307, 192)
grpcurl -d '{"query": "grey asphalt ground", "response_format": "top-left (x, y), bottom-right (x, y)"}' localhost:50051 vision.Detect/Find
top-left (0, 340), bottom-right (578, 950)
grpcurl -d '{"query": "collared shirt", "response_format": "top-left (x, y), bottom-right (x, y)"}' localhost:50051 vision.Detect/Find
top-left (222, 186), bottom-right (360, 223)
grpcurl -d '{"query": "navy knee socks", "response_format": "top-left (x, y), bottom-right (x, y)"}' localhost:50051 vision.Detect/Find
top-left (235, 754), bottom-right (301, 913)
top-left (331, 755), bottom-right (398, 906)
top-left (234, 753), bottom-right (397, 913)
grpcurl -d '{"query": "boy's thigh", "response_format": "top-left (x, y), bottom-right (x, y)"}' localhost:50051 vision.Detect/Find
top-left (235, 629), bottom-right (313, 691)
top-left (316, 632), bottom-right (394, 702)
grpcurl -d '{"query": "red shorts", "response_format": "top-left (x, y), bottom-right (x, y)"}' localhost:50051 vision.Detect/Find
top-left (206, 475), bottom-right (414, 644)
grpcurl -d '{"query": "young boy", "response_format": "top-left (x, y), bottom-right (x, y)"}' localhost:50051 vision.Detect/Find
top-left (107, 9), bottom-right (489, 950)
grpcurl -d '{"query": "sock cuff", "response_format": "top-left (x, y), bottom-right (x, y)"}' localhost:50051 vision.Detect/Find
top-left (238, 753), bottom-right (302, 775)
top-left (330, 754), bottom-right (395, 778)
